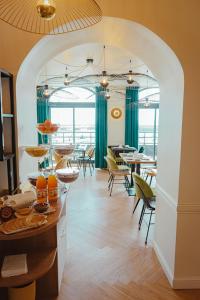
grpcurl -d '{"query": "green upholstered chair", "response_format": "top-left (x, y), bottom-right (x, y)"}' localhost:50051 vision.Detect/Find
top-left (107, 147), bottom-right (124, 165)
top-left (104, 156), bottom-right (130, 196)
top-left (132, 173), bottom-right (156, 244)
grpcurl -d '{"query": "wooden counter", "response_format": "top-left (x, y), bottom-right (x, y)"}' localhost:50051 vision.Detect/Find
top-left (0, 193), bottom-right (68, 300)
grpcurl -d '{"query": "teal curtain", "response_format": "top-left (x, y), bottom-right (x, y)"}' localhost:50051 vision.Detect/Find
top-left (125, 86), bottom-right (139, 149)
top-left (37, 86), bottom-right (49, 145)
top-left (95, 87), bottom-right (107, 168)
top-left (37, 87), bottom-right (49, 168)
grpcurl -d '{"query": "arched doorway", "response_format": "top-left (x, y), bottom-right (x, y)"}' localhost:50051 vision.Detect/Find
top-left (16, 17), bottom-right (184, 287)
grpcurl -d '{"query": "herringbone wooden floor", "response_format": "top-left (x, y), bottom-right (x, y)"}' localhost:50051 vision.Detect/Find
top-left (57, 169), bottom-right (200, 300)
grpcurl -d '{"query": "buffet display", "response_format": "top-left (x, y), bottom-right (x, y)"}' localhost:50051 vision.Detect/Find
top-left (0, 119), bottom-right (80, 236)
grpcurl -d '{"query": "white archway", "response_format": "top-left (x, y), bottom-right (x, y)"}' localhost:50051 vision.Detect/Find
top-left (16, 17), bottom-right (184, 287)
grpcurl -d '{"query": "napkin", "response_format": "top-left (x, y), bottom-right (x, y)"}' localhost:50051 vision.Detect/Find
top-left (5, 192), bottom-right (36, 209)
top-left (1, 254), bottom-right (28, 277)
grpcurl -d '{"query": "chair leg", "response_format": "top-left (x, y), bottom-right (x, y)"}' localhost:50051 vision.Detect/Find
top-left (108, 173), bottom-right (112, 184)
top-left (145, 174), bottom-right (148, 182)
top-left (83, 161), bottom-right (86, 178)
top-left (110, 176), bottom-right (115, 196)
top-left (108, 175), bottom-right (113, 190)
top-left (133, 198), bottom-right (140, 214)
top-left (124, 176), bottom-right (128, 190)
top-left (88, 160), bottom-right (92, 176)
top-left (149, 176), bottom-right (153, 186)
top-left (125, 175), bottom-right (130, 189)
top-left (145, 210), bottom-right (153, 245)
top-left (139, 205), bottom-right (146, 230)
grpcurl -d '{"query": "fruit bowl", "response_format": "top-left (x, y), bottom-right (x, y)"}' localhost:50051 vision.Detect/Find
top-left (54, 145), bottom-right (75, 156)
top-left (25, 146), bottom-right (49, 157)
top-left (37, 120), bottom-right (59, 135)
top-left (56, 168), bottom-right (79, 183)
top-left (33, 202), bottom-right (49, 213)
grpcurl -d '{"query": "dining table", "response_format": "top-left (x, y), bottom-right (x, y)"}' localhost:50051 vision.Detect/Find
top-left (119, 152), bottom-right (157, 196)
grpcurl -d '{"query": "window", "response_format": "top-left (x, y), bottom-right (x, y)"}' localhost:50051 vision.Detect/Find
top-left (139, 108), bottom-right (159, 158)
top-left (49, 87), bottom-right (95, 147)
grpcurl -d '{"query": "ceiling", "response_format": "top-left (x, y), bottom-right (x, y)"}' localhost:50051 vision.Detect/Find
top-left (38, 43), bottom-right (159, 90)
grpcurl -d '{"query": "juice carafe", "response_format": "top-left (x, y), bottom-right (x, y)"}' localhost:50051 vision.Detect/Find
top-left (36, 176), bottom-right (47, 203)
top-left (48, 174), bottom-right (58, 203)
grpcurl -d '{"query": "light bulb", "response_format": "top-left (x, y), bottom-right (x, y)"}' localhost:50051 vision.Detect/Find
top-left (43, 84), bottom-right (50, 97)
top-left (64, 74), bottom-right (70, 86)
top-left (36, 0), bottom-right (56, 20)
top-left (144, 98), bottom-right (150, 107)
top-left (127, 70), bottom-right (134, 85)
top-left (100, 71), bottom-right (109, 88)
top-left (105, 90), bottom-right (110, 100)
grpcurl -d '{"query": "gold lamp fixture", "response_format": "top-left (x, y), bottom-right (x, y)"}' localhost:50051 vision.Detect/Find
top-left (100, 46), bottom-right (109, 89)
top-left (0, 0), bottom-right (102, 35)
top-left (36, 0), bottom-right (56, 20)
top-left (127, 60), bottom-right (135, 85)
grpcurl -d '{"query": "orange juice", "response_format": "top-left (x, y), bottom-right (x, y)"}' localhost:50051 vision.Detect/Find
top-left (48, 174), bottom-right (58, 203)
top-left (36, 176), bottom-right (47, 203)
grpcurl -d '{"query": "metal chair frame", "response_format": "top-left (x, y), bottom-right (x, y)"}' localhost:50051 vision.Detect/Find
top-left (134, 181), bottom-right (156, 244)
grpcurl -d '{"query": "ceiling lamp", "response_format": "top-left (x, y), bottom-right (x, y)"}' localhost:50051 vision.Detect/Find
top-left (100, 71), bottom-right (109, 88)
top-left (64, 74), bottom-right (70, 86)
top-left (37, 0), bottom-right (56, 20)
top-left (105, 89), bottom-right (111, 100)
top-left (43, 84), bottom-right (50, 97)
top-left (100, 46), bottom-right (109, 88)
top-left (144, 98), bottom-right (150, 108)
top-left (64, 68), bottom-right (70, 86)
top-left (0, 0), bottom-right (102, 35)
top-left (127, 60), bottom-right (135, 85)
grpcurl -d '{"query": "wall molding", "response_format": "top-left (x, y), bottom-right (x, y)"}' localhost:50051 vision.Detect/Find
top-left (173, 277), bottom-right (200, 289)
top-left (153, 241), bottom-right (174, 287)
top-left (154, 242), bottom-right (200, 289)
top-left (156, 184), bottom-right (200, 214)
top-left (156, 184), bottom-right (177, 211)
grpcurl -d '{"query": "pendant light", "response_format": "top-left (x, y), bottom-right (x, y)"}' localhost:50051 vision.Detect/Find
top-left (43, 65), bottom-right (50, 97)
top-left (127, 60), bottom-right (134, 85)
top-left (36, 0), bottom-right (56, 20)
top-left (0, 0), bottom-right (102, 35)
top-left (105, 89), bottom-right (111, 100)
top-left (144, 97), bottom-right (150, 108)
top-left (144, 69), bottom-right (150, 106)
top-left (100, 46), bottom-right (109, 89)
top-left (43, 84), bottom-right (50, 97)
top-left (64, 67), bottom-right (70, 86)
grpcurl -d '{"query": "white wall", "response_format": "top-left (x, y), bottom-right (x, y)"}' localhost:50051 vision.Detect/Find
top-left (107, 92), bottom-right (125, 146)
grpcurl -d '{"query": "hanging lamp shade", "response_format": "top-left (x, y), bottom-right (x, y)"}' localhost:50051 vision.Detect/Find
top-left (0, 0), bottom-right (102, 35)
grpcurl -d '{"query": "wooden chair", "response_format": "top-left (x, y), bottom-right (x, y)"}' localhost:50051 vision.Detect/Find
top-left (54, 151), bottom-right (71, 170)
top-left (104, 156), bottom-right (130, 196)
top-left (77, 146), bottom-right (95, 177)
top-left (145, 168), bottom-right (157, 185)
top-left (132, 173), bottom-right (156, 244)
top-left (55, 158), bottom-right (70, 170)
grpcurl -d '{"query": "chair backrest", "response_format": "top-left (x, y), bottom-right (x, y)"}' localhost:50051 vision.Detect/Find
top-left (104, 156), bottom-right (119, 171)
top-left (138, 146), bottom-right (144, 153)
top-left (55, 158), bottom-right (69, 170)
top-left (54, 151), bottom-right (62, 164)
top-left (107, 147), bottom-right (113, 157)
top-left (133, 173), bottom-right (154, 199)
top-left (87, 146), bottom-right (95, 158)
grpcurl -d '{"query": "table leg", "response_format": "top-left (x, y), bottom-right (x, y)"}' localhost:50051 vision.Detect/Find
top-left (136, 164), bottom-right (140, 175)
top-left (127, 164), bottom-right (135, 196)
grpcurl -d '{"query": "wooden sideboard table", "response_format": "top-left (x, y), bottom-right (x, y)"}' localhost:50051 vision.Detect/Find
top-left (0, 194), bottom-right (67, 300)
